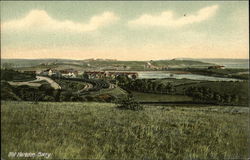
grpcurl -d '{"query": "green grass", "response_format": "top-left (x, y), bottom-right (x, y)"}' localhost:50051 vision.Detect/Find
top-left (54, 79), bottom-right (87, 92)
top-left (150, 79), bottom-right (248, 104)
top-left (1, 69), bottom-right (36, 82)
top-left (2, 101), bottom-right (248, 159)
top-left (152, 78), bottom-right (201, 86)
top-left (186, 68), bottom-right (249, 80)
top-left (175, 81), bottom-right (249, 97)
top-left (131, 91), bottom-right (193, 102)
top-left (89, 87), bottom-right (127, 98)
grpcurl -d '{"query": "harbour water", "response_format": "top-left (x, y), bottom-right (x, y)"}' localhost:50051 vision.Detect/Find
top-left (197, 59), bottom-right (249, 69)
top-left (138, 71), bottom-right (242, 81)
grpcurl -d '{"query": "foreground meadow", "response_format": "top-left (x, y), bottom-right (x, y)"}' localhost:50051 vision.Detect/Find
top-left (1, 101), bottom-right (249, 159)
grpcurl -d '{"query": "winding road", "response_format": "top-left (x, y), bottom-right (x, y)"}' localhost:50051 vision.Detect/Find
top-left (36, 76), bottom-right (61, 89)
top-left (8, 75), bottom-right (119, 92)
top-left (78, 83), bottom-right (93, 92)
top-left (7, 76), bottom-right (61, 90)
top-left (8, 81), bottom-right (41, 87)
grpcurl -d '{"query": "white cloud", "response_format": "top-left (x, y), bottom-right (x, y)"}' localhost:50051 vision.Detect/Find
top-left (128, 5), bottom-right (219, 27)
top-left (1, 10), bottom-right (119, 32)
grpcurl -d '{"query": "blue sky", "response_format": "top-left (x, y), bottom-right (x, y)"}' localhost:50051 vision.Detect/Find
top-left (1, 1), bottom-right (248, 60)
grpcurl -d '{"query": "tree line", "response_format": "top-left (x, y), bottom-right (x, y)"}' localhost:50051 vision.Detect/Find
top-left (185, 86), bottom-right (245, 105)
top-left (116, 75), bottom-right (176, 94)
top-left (115, 75), bottom-right (247, 106)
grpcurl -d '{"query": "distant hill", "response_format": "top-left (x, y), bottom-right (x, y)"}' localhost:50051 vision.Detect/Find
top-left (197, 59), bottom-right (249, 69)
top-left (1, 59), bottom-right (84, 68)
top-left (1, 58), bottom-right (216, 71)
top-left (174, 58), bottom-right (249, 69)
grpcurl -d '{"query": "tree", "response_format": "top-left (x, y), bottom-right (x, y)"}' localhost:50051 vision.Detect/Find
top-left (43, 95), bottom-right (55, 101)
top-left (82, 73), bottom-right (89, 79)
top-left (169, 85), bottom-right (175, 95)
top-left (39, 84), bottom-right (54, 96)
top-left (232, 95), bottom-right (239, 104)
top-left (165, 83), bottom-right (173, 94)
top-left (157, 83), bottom-right (165, 94)
top-left (131, 74), bottom-right (137, 80)
top-left (59, 90), bottom-right (73, 101)
top-left (116, 75), bottom-right (130, 86)
top-left (225, 94), bottom-right (232, 104)
top-left (116, 95), bottom-right (143, 111)
top-left (214, 93), bottom-right (221, 103)
top-left (152, 82), bottom-right (158, 92)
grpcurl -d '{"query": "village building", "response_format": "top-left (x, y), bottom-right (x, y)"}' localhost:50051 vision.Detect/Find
top-left (39, 68), bottom-right (62, 77)
top-left (84, 71), bottom-right (138, 79)
top-left (60, 69), bottom-right (78, 78)
top-left (40, 68), bottom-right (51, 76)
top-left (144, 62), bottom-right (159, 70)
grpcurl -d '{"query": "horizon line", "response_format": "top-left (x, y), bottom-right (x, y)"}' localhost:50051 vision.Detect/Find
top-left (1, 57), bottom-right (249, 61)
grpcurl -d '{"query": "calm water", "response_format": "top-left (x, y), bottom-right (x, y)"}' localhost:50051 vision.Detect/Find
top-left (197, 59), bottom-right (249, 69)
top-left (138, 71), bottom-right (242, 81)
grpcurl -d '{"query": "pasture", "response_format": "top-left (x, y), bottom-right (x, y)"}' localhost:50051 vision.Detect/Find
top-left (131, 91), bottom-right (193, 103)
top-left (1, 101), bottom-right (249, 159)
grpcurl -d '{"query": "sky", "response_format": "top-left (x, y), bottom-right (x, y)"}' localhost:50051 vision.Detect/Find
top-left (1, 1), bottom-right (249, 60)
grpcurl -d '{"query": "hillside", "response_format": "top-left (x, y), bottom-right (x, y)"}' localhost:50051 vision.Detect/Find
top-left (1, 58), bottom-right (214, 71)
top-left (1, 101), bottom-right (248, 159)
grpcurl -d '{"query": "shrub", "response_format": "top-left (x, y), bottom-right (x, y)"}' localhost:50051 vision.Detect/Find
top-left (116, 95), bottom-right (143, 111)
top-left (43, 95), bottom-right (55, 101)
top-left (70, 94), bottom-right (84, 101)
top-left (97, 94), bottom-right (116, 102)
top-left (59, 91), bottom-right (73, 101)
top-left (0, 82), bottom-right (21, 100)
top-left (85, 95), bottom-right (95, 101)
top-left (39, 84), bottom-right (54, 95)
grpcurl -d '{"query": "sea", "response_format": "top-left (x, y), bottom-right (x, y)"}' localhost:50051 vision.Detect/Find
top-left (138, 58), bottom-right (249, 81)
top-left (197, 59), bottom-right (249, 69)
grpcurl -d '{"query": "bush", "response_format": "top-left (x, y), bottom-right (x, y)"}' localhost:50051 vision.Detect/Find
top-left (116, 95), bottom-right (143, 111)
top-left (0, 82), bottom-right (21, 100)
top-left (85, 95), bottom-right (95, 101)
top-left (96, 94), bottom-right (116, 102)
top-left (39, 84), bottom-right (54, 95)
top-left (70, 94), bottom-right (84, 101)
top-left (1, 69), bottom-right (35, 81)
top-left (43, 95), bottom-right (55, 101)
top-left (59, 91), bottom-right (73, 101)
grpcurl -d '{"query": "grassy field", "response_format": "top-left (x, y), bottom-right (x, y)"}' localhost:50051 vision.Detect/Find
top-left (88, 87), bottom-right (127, 98)
top-left (148, 79), bottom-right (248, 105)
top-left (175, 81), bottom-right (249, 98)
top-left (1, 101), bottom-right (249, 159)
top-left (1, 69), bottom-right (36, 82)
top-left (152, 78), bottom-right (202, 87)
top-left (131, 91), bottom-right (193, 102)
top-left (54, 79), bottom-right (87, 92)
top-left (186, 68), bottom-right (249, 80)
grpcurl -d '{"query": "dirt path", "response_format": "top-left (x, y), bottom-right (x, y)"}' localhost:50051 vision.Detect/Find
top-left (8, 76), bottom-right (61, 90)
top-left (78, 83), bottom-right (93, 92)
top-left (8, 81), bottom-right (41, 87)
top-left (36, 76), bottom-right (61, 90)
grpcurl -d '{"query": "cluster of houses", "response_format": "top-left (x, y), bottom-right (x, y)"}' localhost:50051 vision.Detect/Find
top-left (29, 68), bottom-right (139, 79)
top-left (100, 65), bottom-right (130, 71)
top-left (85, 71), bottom-right (138, 79)
top-left (37, 68), bottom-right (79, 78)
top-left (144, 61), bottom-right (169, 70)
